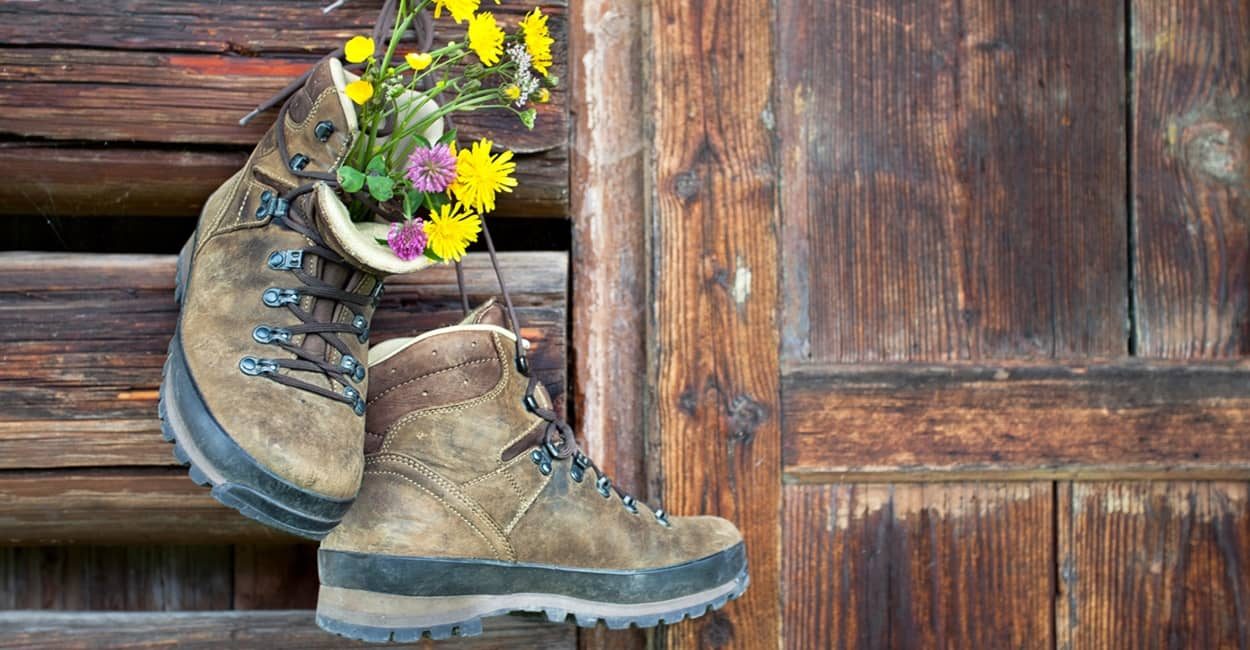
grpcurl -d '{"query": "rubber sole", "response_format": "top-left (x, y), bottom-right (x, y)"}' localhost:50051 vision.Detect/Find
top-left (158, 236), bottom-right (353, 540)
top-left (315, 545), bottom-right (749, 641)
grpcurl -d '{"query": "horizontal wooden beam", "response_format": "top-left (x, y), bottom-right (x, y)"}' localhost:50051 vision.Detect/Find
top-left (783, 361), bottom-right (1250, 481)
top-left (0, 251), bottom-right (567, 471)
top-left (0, 610), bottom-right (574, 649)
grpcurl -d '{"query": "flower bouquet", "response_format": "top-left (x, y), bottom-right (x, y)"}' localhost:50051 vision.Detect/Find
top-left (333, 0), bottom-right (557, 264)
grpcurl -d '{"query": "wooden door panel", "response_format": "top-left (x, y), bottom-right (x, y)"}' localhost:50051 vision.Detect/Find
top-left (778, 0), bottom-right (1127, 363)
top-left (783, 483), bottom-right (1053, 649)
top-left (1131, 0), bottom-right (1250, 357)
top-left (1057, 482), bottom-right (1250, 649)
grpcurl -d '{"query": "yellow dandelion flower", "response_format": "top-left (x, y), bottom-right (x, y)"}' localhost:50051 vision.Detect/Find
top-left (466, 12), bottom-right (505, 66)
top-left (503, 84), bottom-right (521, 101)
top-left (433, 0), bottom-right (479, 23)
top-left (450, 138), bottom-right (517, 214)
top-left (344, 36), bottom-right (375, 64)
top-left (405, 52), bottom-right (433, 71)
top-left (536, 87), bottom-right (550, 103)
top-left (424, 202), bottom-right (482, 262)
top-left (344, 79), bottom-right (374, 105)
top-left (519, 8), bottom-right (554, 76)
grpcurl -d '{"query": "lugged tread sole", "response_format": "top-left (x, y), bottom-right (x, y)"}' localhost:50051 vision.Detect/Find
top-left (314, 568), bottom-right (749, 642)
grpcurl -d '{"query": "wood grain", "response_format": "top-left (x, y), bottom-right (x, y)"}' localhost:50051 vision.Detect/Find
top-left (568, 0), bottom-right (647, 647)
top-left (648, 0), bottom-right (781, 647)
top-left (1057, 481), bottom-right (1250, 649)
top-left (783, 483), bottom-right (1053, 649)
top-left (783, 361), bottom-right (1250, 480)
top-left (0, 251), bottom-right (567, 470)
top-left (0, 610), bottom-right (574, 649)
top-left (777, 0), bottom-right (1127, 362)
top-left (232, 545), bottom-right (318, 610)
top-left (1131, 0), bottom-right (1250, 357)
top-left (0, 546), bottom-right (231, 610)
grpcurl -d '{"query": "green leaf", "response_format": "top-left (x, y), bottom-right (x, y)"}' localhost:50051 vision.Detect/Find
top-left (412, 134), bottom-right (431, 150)
top-left (518, 109), bottom-right (536, 130)
top-left (437, 129), bottom-right (458, 145)
top-left (366, 175), bottom-right (395, 202)
top-left (403, 190), bottom-right (423, 218)
top-left (424, 247), bottom-right (445, 263)
top-left (374, 237), bottom-right (389, 246)
top-left (366, 155), bottom-right (388, 176)
top-left (337, 166), bottom-right (366, 193)
top-left (424, 192), bottom-right (450, 211)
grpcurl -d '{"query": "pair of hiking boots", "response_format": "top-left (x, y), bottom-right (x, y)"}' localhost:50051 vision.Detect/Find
top-left (158, 56), bottom-right (748, 641)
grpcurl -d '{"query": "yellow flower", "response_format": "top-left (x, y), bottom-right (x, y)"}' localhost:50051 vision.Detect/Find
top-left (405, 52), bottom-right (433, 71)
top-left (433, 0), bottom-right (479, 23)
top-left (466, 12), bottom-right (505, 66)
top-left (536, 87), bottom-right (551, 103)
top-left (451, 138), bottom-right (517, 213)
top-left (344, 79), bottom-right (374, 105)
top-left (519, 8), bottom-right (554, 76)
top-left (503, 84), bottom-right (521, 101)
top-left (344, 36), bottom-right (375, 64)
top-left (424, 202), bottom-right (482, 262)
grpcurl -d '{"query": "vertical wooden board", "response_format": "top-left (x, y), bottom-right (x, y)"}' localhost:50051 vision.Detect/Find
top-left (0, 546), bottom-right (231, 610)
top-left (778, 0), bottom-right (1127, 362)
top-left (232, 545), bottom-right (319, 610)
top-left (1058, 482), bottom-right (1250, 649)
top-left (648, 0), bottom-right (780, 647)
top-left (1131, 0), bottom-right (1250, 357)
top-left (783, 483), bottom-right (1053, 649)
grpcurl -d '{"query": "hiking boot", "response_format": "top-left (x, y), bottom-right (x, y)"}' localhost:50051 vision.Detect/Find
top-left (159, 56), bottom-right (440, 539)
top-left (315, 301), bottom-right (749, 641)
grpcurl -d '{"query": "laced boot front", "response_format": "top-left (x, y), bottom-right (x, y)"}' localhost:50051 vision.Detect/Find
top-left (315, 300), bottom-right (748, 640)
top-left (159, 46), bottom-right (441, 539)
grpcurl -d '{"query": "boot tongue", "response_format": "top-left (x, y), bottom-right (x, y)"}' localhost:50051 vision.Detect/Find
top-left (312, 184), bottom-right (434, 277)
top-left (460, 299), bottom-right (508, 326)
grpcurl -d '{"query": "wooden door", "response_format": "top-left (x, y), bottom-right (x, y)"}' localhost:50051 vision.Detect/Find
top-left (635, 0), bottom-right (1250, 647)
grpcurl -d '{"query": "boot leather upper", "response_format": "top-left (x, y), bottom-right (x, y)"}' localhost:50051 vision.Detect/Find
top-left (180, 58), bottom-right (373, 500)
top-left (322, 303), bottom-right (744, 571)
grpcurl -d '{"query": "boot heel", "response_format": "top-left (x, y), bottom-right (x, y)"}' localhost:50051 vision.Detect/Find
top-left (316, 585), bottom-right (488, 642)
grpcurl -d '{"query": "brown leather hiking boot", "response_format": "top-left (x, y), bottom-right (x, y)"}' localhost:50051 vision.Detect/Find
top-left (159, 56), bottom-right (439, 539)
top-left (315, 301), bottom-right (749, 641)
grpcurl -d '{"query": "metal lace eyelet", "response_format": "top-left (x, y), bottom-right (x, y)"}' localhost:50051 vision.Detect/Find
top-left (289, 153), bottom-right (310, 171)
top-left (516, 354), bottom-right (530, 375)
top-left (570, 464), bottom-right (585, 483)
top-left (352, 314), bottom-right (369, 343)
top-left (340, 355), bottom-right (366, 383)
top-left (343, 385), bottom-right (365, 415)
top-left (239, 356), bottom-right (278, 376)
top-left (314, 120), bottom-right (335, 142)
top-left (539, 461), bottom-right (552, 476)
top-left (523, 394), bottom-right (539, 413)
top-left (573, 453), bottom-right (591, 469)
top-left (596, 476), bottom-right (612, 498)
top-left (255, 193), bottom-right (288, 220)
top-left (654, 508), bottom-right (671, 527)
top-left (267, 250), bottom-right (304, 270)
top-left (252, 325), bottom-right (292, 345)
top-left (621, 495), bottom-right (639, 514)
top-left (262, 288), bottom-right (300, 307)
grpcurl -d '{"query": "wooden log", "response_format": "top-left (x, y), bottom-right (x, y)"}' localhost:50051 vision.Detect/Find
top-left (777, 0), bottom-right (1127, 362)
top-left (1131, 0), bottom-right (1250, 357)
top-left (1056, 481), bottom-right (1250, 649)
top-left (0, 251), bottom-right (567, 471)
top-left (783, 361), bottom-right (1250, 480)
top-left (0, 610), bottom-right (575, 649)
top-left (648, 0), bottom-right (781, 647)
top-left (783, 482), bottom-right (1053, 649)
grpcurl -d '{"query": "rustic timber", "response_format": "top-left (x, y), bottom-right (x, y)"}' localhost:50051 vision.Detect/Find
top-left (1057, 481), bottom-right (1250, 649)
top-left (783, 361), bottom-right (1250, 480)
top-left (232, 545), bottom-right (318, 610)
top-left (0, 610), bottom-right (574, 649)
top-left (648, 0), bottom-right (781, 647)
top-left (1132, 0), bottom-right (1250, 357)
top-left (777, 0), bottom-right (1127, 362)
top-left (0, 251), bottom-right (567, 471)
top-left (783, 483), bottom-right (1053, 649)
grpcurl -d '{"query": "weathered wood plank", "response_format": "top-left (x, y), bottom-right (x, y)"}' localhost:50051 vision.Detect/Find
top-left (777, 0), bottom-right (1127, 362)
top-left (0, 145), bottom-right (566, 220)
top-left (1057, 482), bottom-right (1250, 649)
top-left (0, 252), bottom-right (567, 470)
top-left (232, 545), bottom-right (318, 610)
top-left (648, 0), bottom-right (781, 647)
top-left (783, 483), bottom-right (1053, 649)
top-left (784, 361), bottom-right (1250, 480)
top-left (0, 610), bottom-right (575, 649)
top-left (1131, 0), bottom-right (1250, 357)
top-left (0, 546), bottom-right (232, 610)
top-left (0, 470), bottom-right (293, 544)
